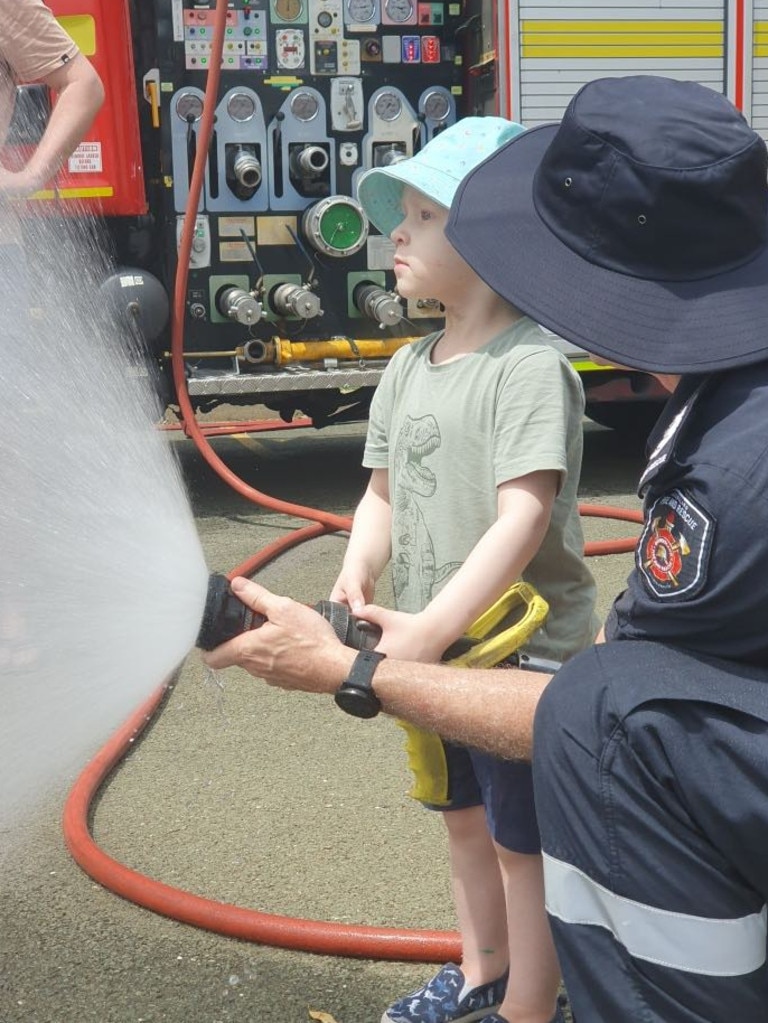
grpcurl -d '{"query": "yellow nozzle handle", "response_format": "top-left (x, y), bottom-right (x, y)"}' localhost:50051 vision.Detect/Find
top-left (398, 582), bottom-right (549, 805)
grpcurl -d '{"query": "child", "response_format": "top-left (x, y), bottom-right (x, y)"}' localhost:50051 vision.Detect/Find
top-left (331, 118), bottom-right (598, 1023)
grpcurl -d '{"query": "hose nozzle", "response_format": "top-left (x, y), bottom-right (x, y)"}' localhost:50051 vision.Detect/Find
top-left (196, 573), bottom-right (381, 652)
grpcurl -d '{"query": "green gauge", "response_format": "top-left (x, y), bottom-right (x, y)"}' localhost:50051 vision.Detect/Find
top-left (302, 196), bottom-right (369, 257)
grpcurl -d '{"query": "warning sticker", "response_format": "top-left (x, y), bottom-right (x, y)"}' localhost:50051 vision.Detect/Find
top-left (68, 142), bottom-right (103, 174)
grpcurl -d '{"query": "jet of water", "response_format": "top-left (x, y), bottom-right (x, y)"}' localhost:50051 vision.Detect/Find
top-left (0, 209), bottom-right (209, 838)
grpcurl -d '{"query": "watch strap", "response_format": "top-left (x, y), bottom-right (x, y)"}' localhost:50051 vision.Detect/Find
top-left (334, 648), bottom-right (386, 718)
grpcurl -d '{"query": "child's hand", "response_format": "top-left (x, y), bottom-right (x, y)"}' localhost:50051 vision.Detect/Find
top-left (355, 606), bottom-right (445, 663)
top-left (329, 565), bottom-right (376, 612)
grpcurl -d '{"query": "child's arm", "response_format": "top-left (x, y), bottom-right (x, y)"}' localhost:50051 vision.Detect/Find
top-left (372, 468), bottom-right (559, 662)
top-left (330, 468), bottom-right (392, 610)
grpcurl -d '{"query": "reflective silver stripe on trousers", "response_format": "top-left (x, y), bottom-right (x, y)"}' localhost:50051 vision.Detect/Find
top-left (543, 853), bottom-right (767, 976)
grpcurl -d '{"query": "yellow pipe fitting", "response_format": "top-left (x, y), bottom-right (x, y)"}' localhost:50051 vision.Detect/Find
top-left (270, 335), bottom-right (415, 365)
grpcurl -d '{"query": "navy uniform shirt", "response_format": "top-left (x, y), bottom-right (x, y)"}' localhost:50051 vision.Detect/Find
top-left (605, 360), bottom-right (768, 666)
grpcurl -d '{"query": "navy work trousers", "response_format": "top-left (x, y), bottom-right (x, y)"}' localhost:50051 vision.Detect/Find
top-left (533, 640), bottom-right (768, 1022)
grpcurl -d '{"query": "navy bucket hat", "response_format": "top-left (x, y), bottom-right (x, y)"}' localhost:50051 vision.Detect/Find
top-left (445, 76), bottom-right (768, 374)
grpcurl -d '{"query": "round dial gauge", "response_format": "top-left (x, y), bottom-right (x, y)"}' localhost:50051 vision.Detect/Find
top-left (317, 9), bottom-right (334, 27)
top-left (422, 90), bottom-right (451, 122)
top-left (384, 0), bottom-right (413, 21)
top-left (275, 0), bottom-right (304, 20)
top-left (227, 91), bottom-right (256, 122)
top-left (175, 92), bottom-right (203, 122)
top-left (347, 0), bottom-right (376, 20)
top-left (374, 90), bottom-right (402, 122)
top-left (302, 197), bottom-right (369, 257)
top-left (289, 89), bottom-right (320, 122)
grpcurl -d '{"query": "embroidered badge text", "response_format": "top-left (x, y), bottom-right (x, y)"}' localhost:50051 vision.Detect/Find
top-left (638, 489), bottom-right (713, 599)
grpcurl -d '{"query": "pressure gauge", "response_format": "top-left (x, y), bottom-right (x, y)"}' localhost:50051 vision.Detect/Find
top-left (384, 0), bottom-right (413, 21)
top-left (289, 89), bottom-right (320, 122)
top-left (275, 0), bottom-right (304, 21)
top-left (347, 0), bottom-right (376, 20)
top-left (175, 92), bottom-right (203, 122)
top-left (374, 89), bottom-right (402, 122)
top-left (302, 196), bottom-right (369, 257)
top-left (227, 92), bottom-right (256, 122)
top-left (422, 90), bottom-right (451, 122)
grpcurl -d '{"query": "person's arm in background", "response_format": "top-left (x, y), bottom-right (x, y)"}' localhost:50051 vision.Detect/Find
top-left (0, 52), bottom-right (103, 197)
top-left (370, 468), bottom-right (559, 663)
top-left (203, 578), bottom-right (551, 762)
top-left (330, 468), bottom-right (392, 610)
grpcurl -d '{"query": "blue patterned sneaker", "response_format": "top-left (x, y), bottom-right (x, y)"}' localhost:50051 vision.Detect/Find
top-left (479, 1006), bottom-right (567, 1023)
top-left (381, 962), bottom-right (507, 1023)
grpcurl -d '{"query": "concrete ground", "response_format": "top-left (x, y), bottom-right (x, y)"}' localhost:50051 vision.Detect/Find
top-left (0, 418), bottom-right (646, 1023)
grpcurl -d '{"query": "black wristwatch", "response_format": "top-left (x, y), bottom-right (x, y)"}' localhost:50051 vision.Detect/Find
top-left (334, 649), bottom-right (386, 718)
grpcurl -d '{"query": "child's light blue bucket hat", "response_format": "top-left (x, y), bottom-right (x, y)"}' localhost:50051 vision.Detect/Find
top-left (357, 116), bottom-right (526, 237)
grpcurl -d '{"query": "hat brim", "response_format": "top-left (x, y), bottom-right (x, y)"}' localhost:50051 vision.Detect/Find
top-left (358, 163), bottom-right (459, 237)
top-left (446, 123), bottom-right (768, 374)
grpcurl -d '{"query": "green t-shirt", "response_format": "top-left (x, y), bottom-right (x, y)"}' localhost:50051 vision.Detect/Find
top-left (364, 317), bottom-right (598, 661)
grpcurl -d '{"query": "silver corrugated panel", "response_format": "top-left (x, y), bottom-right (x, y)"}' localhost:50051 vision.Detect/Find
top-left (186, 363), bottom-right (389, 396)
top-left (508, 0), bottom-right (726, 126)
top-left (751, 1), bottom-right (768, 134)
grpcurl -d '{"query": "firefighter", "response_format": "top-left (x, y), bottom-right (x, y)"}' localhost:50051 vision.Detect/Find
top-left (204, 75), bottom-right (768, 1022)
top-left (0, 0), bottom-right (104, 201)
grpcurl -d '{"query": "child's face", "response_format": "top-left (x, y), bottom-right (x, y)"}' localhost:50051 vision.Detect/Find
top-left (389, 186), bottom-right (475, 304)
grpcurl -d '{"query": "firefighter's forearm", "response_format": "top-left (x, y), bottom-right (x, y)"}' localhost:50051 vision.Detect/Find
top-left (370, 657), bottom-right (550, 761)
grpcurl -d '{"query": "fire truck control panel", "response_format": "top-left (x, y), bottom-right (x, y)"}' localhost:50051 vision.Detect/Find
top-left (15, 0), bottom-right (759, 433)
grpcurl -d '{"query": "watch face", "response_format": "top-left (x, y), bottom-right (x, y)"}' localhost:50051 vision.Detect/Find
top-left (334, 685), bottom-right (380, 718)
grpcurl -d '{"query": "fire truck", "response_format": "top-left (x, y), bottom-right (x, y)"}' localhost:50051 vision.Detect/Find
top-left (10, 0), bottom-right (762, 433)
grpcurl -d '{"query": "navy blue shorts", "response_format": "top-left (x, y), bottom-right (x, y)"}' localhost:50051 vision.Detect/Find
top-left (422, 739), bottom-right (540, 854)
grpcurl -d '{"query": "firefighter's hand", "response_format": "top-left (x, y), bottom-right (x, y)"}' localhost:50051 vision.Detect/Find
top-left (202, 577), bottom-right (356, 694)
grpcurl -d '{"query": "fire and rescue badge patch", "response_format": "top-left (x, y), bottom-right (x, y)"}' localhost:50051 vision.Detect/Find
top-left (637, 489), bottom-right (714, 599)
